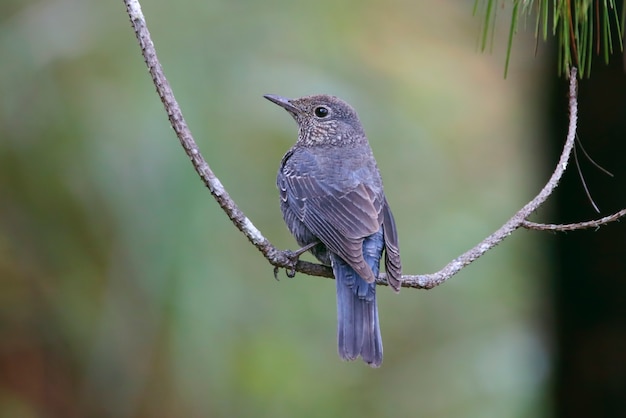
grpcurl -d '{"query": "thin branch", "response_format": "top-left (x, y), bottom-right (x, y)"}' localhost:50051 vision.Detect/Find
top-left (522, 209), bottom-right (626, 231)
top-left (123, 0), bottom-right (332, 279)
top-left (123, 0), bottom-right (626, 290)
top-left (393, 67), bottom-right (579, 288)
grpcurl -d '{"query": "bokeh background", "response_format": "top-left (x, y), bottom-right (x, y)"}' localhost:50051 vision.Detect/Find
top-left (0, 0), bottom-right (553, 417)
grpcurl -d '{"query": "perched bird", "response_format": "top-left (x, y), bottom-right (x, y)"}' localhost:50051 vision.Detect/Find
top-left (264, 93), bottom-right (402, 367)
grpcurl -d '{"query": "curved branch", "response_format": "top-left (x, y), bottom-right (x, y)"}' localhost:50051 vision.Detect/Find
top-left (123, 0), bottom-right (331, 278)
top-left (394, 67), bottom-right (579, 288)
top-left (123, 0), bottom-right (626, 290)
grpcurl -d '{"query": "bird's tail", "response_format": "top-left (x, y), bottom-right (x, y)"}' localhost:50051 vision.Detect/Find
top-left (331, 231), bottom-right (384, 368)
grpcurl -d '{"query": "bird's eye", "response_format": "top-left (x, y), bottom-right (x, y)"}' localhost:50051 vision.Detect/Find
top-left (314, 106), bottom-right (329, 118)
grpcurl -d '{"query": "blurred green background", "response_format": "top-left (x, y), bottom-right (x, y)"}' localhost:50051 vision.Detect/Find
top-left (0, 0), bottom-right (550, 417)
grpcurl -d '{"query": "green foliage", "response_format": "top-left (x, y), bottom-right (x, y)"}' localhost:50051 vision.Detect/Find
top-left (475, 0), bottom-right (625, 77)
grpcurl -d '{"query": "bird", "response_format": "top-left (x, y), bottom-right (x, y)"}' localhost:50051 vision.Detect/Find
top-left (264, 93), bottom-right (402, 367)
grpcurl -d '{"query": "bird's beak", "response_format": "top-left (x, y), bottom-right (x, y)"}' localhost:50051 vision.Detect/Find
top-left (263, 94), bottom-right (299, 113)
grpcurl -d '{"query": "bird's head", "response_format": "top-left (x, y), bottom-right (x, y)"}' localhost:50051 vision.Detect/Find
top-left (264, 94), bottom-right (366, 147)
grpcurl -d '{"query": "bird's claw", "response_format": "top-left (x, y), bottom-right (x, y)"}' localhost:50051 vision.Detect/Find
top-left (274, 242), bottom-right (318, 280)
top-left (283, 250), bottom-right (299, 278)
top-left (273, 261), bottom-right (297, 280)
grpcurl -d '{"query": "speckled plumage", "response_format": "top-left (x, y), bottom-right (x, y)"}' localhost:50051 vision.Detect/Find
top-left (265, 94), bottom-right (402, 367)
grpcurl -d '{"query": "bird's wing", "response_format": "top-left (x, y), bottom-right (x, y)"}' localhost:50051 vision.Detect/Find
top-left (279, 150), bottom-right (383, 281)
top-left (382, 197), bottom-right (402, 292)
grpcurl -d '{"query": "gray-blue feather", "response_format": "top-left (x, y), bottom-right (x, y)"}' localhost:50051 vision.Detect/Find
top-left (333, 230), bottom-right (383, 367)
top-left (266, 93), bottom-right (402, 367)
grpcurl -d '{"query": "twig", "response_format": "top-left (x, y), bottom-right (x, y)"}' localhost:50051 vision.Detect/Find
top-left (394, 67), bottom-right (580, 288)
top-left (124, 0), bottom-right (332, 279)
top-left (522, 209), bottom-right (626, 231)
top-left (123, 0), bottom-right (626, 290)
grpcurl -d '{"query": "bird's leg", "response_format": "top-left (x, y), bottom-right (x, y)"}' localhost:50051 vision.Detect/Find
top-left (289, 241), bottom-right (319, 258)
top-left (274, 241), bottom-right (319, 280)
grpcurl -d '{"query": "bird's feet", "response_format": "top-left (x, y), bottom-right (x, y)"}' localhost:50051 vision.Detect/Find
top-left (274, 241), bottom-right (318, 280)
